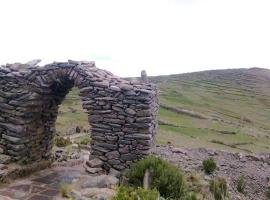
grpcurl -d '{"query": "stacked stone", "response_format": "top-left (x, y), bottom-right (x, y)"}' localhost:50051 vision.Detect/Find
top-left (0, 60), bottom-right (159, 176)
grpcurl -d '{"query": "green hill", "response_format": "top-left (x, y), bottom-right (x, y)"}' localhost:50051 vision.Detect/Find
top-left (56, 68), bottom-right (270, 153)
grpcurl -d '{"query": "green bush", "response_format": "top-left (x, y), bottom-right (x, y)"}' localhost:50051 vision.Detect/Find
top-left (236, 175), bottom-right (246, 194)
top-left (209, 177), bottom-right (228, 200)
top-left (112, 186), bottom-right (159, 200)
top-left (125, 155), bottom-right (187, 199)
top-left (202, 158), bottom-right (217, 174)
top-left (54, 137), bottom-right (72, 147)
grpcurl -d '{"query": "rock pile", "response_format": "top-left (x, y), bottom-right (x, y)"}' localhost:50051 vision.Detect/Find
top-left (0, 60), bottom-right (159, 178)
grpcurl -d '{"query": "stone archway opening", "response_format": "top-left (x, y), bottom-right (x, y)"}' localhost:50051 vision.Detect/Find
top-left (39, 77), bottom-right (92, 162)
top-left (0, 60), bottom-right (159, 176)
top-left (55, 87), bottom-right (90, 140)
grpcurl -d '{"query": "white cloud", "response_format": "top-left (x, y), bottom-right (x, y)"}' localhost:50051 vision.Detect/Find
top-left (0, 0), bottom-right (269, 77)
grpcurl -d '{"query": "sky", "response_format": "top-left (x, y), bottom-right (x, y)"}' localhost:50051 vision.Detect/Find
top-left (0, 0), bottom-right (270, 77)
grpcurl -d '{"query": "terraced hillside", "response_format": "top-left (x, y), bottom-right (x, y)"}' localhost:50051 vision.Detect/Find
top-left (150, 68), bottom-right (270, 153)
top-left (56, 68), bottom-right (270, 153)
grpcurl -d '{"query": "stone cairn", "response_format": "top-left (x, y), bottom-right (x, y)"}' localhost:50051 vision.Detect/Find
top-left (0, 60), bottom-right (159, 177)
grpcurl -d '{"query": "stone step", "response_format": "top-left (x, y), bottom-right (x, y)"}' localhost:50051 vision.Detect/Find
top-left (83, 164), bottom-right (104, 175)
top-left (86, 158), bottom-right (103, 168)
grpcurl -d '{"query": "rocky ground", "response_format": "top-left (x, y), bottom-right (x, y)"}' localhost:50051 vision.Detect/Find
top-left (0, 144), bottom-right (269, 200)
top-left (0, 165), bottom-right (118, 200)
top-left (0, 143), bottom-right (119, 200)
top-left (153, 145), bottom-right (270, 200)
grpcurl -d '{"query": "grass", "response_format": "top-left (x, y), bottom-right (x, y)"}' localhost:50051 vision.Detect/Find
top-left (56, 88), bottom-right (89, 135)
top-left (236, 175), bottom-right (246, 194)
top-left (157, 124), bottom-right (269, 153)
top-left (209, 177), bottom-right (229, 200)
top-left (112, 186), bottom-right (159, 200)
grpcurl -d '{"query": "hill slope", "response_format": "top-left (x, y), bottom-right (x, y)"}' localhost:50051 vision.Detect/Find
top-left (56, 68), bottom-right (270, 153)
top-left (150, 68), bottom-right (270, 153)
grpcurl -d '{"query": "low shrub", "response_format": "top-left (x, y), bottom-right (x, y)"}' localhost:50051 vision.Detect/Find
top-left (112, 186), bottom-right (159, 200)
top-left (80, 137), bottom-right (91, 145)
top-left (209, 177), bottom-right (228, 200)
top-left (203, 158), bottom-right (217, 174)
top-left (54, 137), bottom-right (72, 147)
top-left (188, 172), bottom-right (203, 194)
top-left (60, 183), bottom-right (70, 198)
top-left (236, 175), bottom-right (246, 194)
top-left (125, 155), bottom-right (187, 199)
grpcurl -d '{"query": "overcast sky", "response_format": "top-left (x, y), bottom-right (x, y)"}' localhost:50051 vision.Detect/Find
top-left (0, 0), bottom-right (270, 77)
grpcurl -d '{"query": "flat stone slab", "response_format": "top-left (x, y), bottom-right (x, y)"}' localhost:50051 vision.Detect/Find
top-left (80, 174), bottom-right (119, 189)
top-left (0, 166), bottom-right (86, 200)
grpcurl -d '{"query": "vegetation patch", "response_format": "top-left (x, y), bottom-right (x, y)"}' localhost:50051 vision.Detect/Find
top-left (184, 193), bottom-right (199, 200)
top-left (125, 155), bottom-right (188, 199)
top-left (187, 172), bottom-right (204, 194)
top-left (80, 137), bottom-right (91, 145)
top-left (236, 175), bottom-right (246, 194)
top-left (60, 183), bottom-right (71, 198)
top-left (112, 186), bottom-right (159, 200)
top-left (203, 158), bottom-right (217, 174)
top-left (209, 177), bottom-right (229, 200)
top-left (54, 137), bottom-right (72, 147)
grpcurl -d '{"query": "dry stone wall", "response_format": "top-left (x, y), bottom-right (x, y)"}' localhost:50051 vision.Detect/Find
top-left (0, 60), bottom-right (158, 174)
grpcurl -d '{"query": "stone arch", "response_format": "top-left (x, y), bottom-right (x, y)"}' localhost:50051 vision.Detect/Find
top-left (0, 60), bottom-right (158, 173)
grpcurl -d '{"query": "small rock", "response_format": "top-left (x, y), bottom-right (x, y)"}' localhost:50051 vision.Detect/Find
top-left (204, 175), bottom-right (212, 181)
top-left (0, 164), bottom-right (7, 170)
top-left (105, 151), bottom-right (120, 160)
top-left (125, 108), bottom-right (136, 116)
top-left (81, 175), bottom-right (119, 188)
top-left (109, 168), bottom-right (121, 178)
top-left (0, 169), bottom-right (8, 177)
top-left (70, 152), bottom-right (80, 159)
top-left (0, 155), bottom-right (11, 164)
top-left (172, 148), bottom-right (187, 155)
top-left (81, 188), bottom-right (116, 200)
top-left (26, 59), bottom-right (41, 67)
top-left (86, 158), bottom-right (104, 168)
top-left (84, 166), bottom-right (103, 174)
top-left (69, 190), bottom-right (88, 200)
top-left (110, 85), bottom-right (121, 92)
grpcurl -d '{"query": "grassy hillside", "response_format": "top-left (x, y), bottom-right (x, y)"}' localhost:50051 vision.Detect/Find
top-left (56, 68), bottom-right (270, 153)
